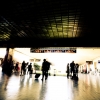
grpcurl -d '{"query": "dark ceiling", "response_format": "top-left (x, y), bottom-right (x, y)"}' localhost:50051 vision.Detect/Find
top-left (0, 0), bottom-right (99, 47)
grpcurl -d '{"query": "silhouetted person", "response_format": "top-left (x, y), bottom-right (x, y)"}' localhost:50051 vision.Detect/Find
top-left (28, 63), bottom-right (32, 74)
top-left (41, 59), bottom-right (48, 81)
top-left (66, 63), bottom-right (69, 78)
top-left (75, 63), bottom-right (79, 77)
top-left (20, 61), bottom-right (26, 76)
top-left (2, 53), bottom-right (13, 90)
top-left (70, 61), bottom-right (75, 77)
top-left (15, 62), bottom-right (19, 72)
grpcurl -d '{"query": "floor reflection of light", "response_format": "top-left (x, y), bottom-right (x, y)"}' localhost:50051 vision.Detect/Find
top-left (0, 67), bottom-right (2, 71)
top-left (23, 75), bottom-right (28, 86)
top-left (29, 78), bottom-right (33, 87)
top-left (0, 67), bottom-right (2, 81)
top-left (44, 76), bottom-right (73, 100)
top-left (6, 77), bottom-right (20, 100)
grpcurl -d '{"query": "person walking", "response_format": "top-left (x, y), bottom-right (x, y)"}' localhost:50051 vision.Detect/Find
top-left (41, 59), bottom-right (48, 81)
top-left (2, 53), bottom-right (13, 90)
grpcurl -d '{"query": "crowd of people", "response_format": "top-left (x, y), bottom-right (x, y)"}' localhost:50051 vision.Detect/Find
top-left (0, 56), bottom-right (52, 89)
top-left (66, 61), bottom-right (79, 79)
top-left (1, 56), bottom-right (34, 90)
top-left (0, 53), bottom-right (79, 90)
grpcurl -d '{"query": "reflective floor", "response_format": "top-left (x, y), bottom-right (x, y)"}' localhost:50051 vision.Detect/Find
top-left (0, 68), bottom-right (100, 100)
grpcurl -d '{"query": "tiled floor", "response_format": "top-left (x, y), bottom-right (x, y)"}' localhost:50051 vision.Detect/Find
top-left (0, 68), bottom-right (100, 100)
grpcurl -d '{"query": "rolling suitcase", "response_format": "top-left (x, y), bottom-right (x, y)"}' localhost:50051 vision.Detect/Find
top-left (35, 73), bottom-right (40, 79)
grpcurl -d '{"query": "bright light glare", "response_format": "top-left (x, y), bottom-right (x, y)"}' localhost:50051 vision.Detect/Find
top-left (6, 76), bottom-right (20, 100)
top-left (0, 48), bottom-right (6, 58)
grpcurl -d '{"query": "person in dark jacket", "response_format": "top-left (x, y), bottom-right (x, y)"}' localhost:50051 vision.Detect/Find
top-left (70, 61), bottom-right (75, 77)
top-left (41, 59), bottom-right (49, 81)
top-left (20, 61), bottom-right (26, 76)
top-left (46, 61), bottom-right (51, 77)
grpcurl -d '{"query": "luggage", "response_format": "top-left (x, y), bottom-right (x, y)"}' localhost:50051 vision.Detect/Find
top-left (35, 73), bottom-right (40, 79)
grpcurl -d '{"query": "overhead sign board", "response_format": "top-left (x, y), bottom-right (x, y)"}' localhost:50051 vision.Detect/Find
top-left (30, 47), bottom-right (76, 53)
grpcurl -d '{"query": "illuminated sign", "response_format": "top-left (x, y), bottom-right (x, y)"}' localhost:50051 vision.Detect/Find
top-left (30, 59), bottom-right (41, 62)
top-left (35, 59), bottom-right (41, 62)
top-left (30, 59), bottom-right (34, 62)
top-left (30, 47), bottom-right (76, 53)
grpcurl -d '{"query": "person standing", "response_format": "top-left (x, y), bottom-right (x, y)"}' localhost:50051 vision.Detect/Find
top-left (28, 63), bottom-right (32, 74)
top-left (70, 61), bottom-right (75, 78)
top-left (66, 63), bottom-right (69, 78)
top-left (2, 53), bottom-right (13, 90)
top-left (20, 61), bottom-right (26, 76)
top-left (41, 59), bottom-right (48, 81)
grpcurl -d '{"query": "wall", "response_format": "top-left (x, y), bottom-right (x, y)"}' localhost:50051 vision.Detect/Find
top-left (93, 57), bottom-right (100, 72)
top-left (80, 56), bottom-right (100, 73)
top-left (0, 48), bottom-right (6, 58)
top-left (13, 50), bottom-right (32, 63)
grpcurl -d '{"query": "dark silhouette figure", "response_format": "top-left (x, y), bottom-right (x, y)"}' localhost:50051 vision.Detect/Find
top-left (66, 63), bottom-right (69, 78)
top-left (15, 62), bottom-right (19, 72)
top-left (41, 59), bottom-right (49, 81)
top-left (28, 63), bottom-right (32, 74)
top-left (70, 61), bottom-right (75, 77)
top-left (20, 61), bottom-right (26, 76)
top-left (75, 63), bottom-right (79, 77)
top-left (2, 53), bottom-right (13, 90)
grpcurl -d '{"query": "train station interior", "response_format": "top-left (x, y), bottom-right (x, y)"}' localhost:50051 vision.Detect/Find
top-left (0, 0), bottom-right (100, 100)
top-left (1, 47), bottom-right (100, 75)
top-left (0, 47), bottom-right (100, 100)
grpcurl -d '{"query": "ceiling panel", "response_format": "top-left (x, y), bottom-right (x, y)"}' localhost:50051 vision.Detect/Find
top-left (0, 0), bottom-right (99, 46)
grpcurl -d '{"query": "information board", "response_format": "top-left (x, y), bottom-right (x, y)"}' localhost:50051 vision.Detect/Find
top-left (30, 47), bottom-right (76, 53)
